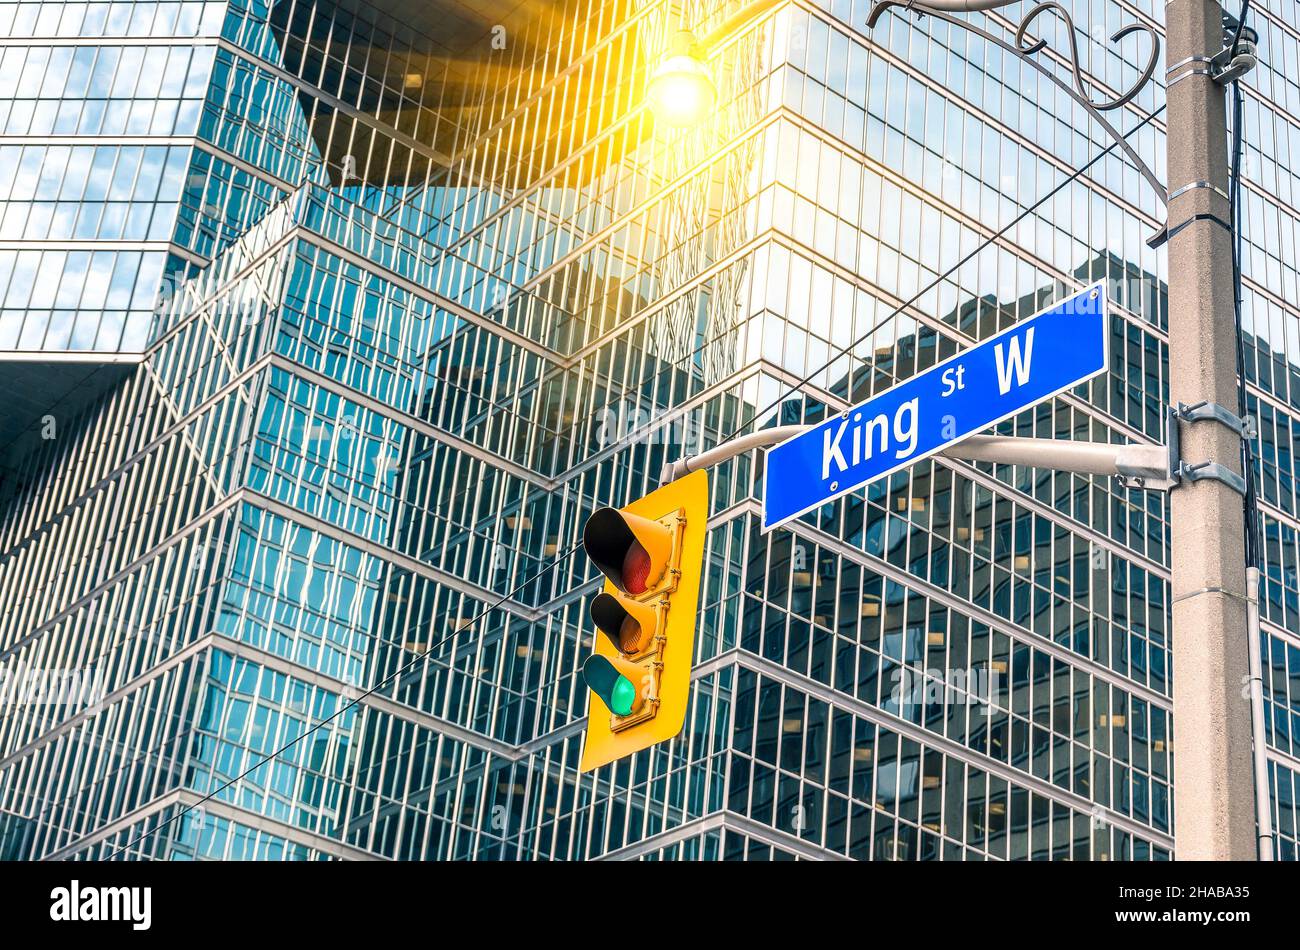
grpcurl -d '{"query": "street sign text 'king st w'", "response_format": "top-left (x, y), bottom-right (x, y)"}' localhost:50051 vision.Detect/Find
top-left (762, 284), bottom-right (1110, 530)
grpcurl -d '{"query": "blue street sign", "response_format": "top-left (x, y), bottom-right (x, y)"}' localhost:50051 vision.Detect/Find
top-left (763, 282), bottom-right (1110, 531)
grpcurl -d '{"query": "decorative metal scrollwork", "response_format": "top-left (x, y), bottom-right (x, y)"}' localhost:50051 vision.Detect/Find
top-left (866, 0), bottom-right (1167, 243)
top-left (1013, 1), bottom-right (1159, 112)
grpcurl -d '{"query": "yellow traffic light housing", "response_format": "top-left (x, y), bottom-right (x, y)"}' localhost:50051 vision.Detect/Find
top-left (579, 470), bottom-right (708, 772)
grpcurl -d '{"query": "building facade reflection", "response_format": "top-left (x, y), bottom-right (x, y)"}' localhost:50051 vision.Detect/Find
top-left (0, 0), bottom-right (1297, 861)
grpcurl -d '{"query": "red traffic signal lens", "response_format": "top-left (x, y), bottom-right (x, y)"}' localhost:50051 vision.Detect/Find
top-left (582, 507), bottom-right (672, 594)
top-left (622, 542), bottom-right (651, 594)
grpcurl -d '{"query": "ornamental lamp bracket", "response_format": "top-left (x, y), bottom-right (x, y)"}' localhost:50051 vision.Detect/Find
top-left (866, 0), bottom-right (1167, 246)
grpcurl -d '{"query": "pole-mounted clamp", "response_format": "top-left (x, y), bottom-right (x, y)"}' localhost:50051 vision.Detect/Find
top-left (1166, 402), bottom-right (1252, 496)
top-left (1178, 460), bottom-right (1247, 495)
top-left (1174, 400), bottom-right (1254, 438)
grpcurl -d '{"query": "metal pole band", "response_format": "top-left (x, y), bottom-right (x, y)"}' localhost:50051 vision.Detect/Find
top-left (1168, 180), bottom-right (1232, 202)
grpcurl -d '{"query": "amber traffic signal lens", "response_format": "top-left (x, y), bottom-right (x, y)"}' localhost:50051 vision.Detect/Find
top-left (590, 591), bottom-right (656, 655)
top-left (619, 613), bottom-right (641, 652)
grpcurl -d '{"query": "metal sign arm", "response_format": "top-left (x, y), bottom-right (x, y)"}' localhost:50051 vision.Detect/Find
top-left (941, 434), bottom-right (1174, 488)
top-left (663, 428), bottom-right (1175, 489)
top-left (661, 425), bottom-right (808, 482)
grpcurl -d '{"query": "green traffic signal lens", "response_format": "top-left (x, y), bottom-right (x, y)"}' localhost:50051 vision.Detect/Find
top-left (583, 654), bottom-right (642, 717)
top-left (610, 675), bottom-right (637, 716)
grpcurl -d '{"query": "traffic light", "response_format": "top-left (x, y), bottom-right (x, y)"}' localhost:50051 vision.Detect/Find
top-left (578, 470), bottom-right (708, 772)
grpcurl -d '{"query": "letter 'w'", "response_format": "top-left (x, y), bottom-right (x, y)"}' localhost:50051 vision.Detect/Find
top-left (994, 327), bottom-right (1034, 395)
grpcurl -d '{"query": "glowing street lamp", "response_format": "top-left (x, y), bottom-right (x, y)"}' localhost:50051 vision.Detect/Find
top-left (646, 31), bottom-right (715, 126)
top-left (645, 0), bottom-right (783, 127)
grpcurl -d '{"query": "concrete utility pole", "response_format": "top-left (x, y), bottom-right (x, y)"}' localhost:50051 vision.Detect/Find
top-left (1165, 0), bottom-right (1256, 860)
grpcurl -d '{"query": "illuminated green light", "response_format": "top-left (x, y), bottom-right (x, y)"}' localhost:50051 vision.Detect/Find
top-left (583, 655), bottom-right (642, 717)
top-left (610, 676), bottom-right (637, 716)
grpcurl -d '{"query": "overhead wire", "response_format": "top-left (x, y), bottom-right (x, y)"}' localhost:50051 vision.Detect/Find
top-left (715, 104), bottom-right (1168, 446)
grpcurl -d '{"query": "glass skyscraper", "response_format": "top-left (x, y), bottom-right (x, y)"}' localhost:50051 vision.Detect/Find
top-left (0, 0), bottom-right (1296, 860)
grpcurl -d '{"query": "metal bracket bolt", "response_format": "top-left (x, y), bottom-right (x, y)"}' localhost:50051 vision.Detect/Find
top-left (1174, 400), bottom-right (1252, 438)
